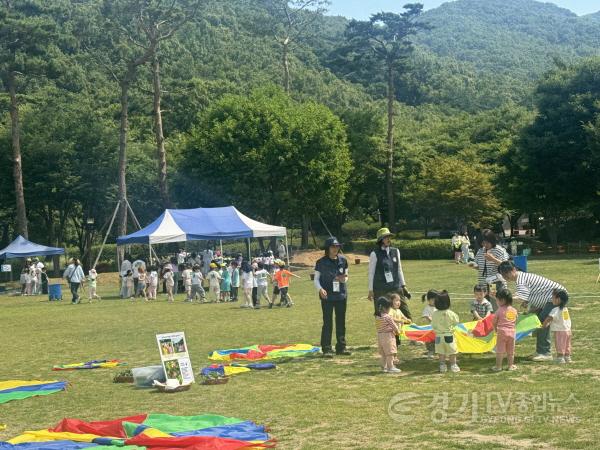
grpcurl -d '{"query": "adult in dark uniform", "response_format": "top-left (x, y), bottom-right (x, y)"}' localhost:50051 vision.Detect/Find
top-left (314, 236), bottom-right (351, 358)
top-left (367, 228), bottom-right (412, 318)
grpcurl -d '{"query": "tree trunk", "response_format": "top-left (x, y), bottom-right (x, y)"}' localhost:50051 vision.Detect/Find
top-left (152, 55), bottom-right (171, 208)
top-left (8, 71), bottom-right (28, 238)
top-left (386, 63), bottom-right (396, 231)
top-left (301, 214), bottom-right (309, 249)
top-left (117, 72), bottom-right (132, 239)
top-left (282, 39), bottom-right (290, 94)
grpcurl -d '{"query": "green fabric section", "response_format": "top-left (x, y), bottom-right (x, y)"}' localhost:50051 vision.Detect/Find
top-left (122, 421), bottom-right (141, 438)
top-left (0, 389), bottom-right (62, 404)
top-left (142, 414), bottom-right (244, 433)
top-left (516, 313), bottom-right (542, 331)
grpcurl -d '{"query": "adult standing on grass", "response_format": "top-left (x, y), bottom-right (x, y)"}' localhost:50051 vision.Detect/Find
top-left (471, 229), bottom-right (509, 294)
top-left (63, 258), bottom-right (85, 304)
top-left (367, 228), bottom-right (411, 318)
top-left (498, 261), bottom-right (567, 361)
top-left (314, 237), bottom-right (351, 358)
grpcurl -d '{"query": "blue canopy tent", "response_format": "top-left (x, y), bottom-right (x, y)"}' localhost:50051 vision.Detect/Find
top-left (115, 206), bottom-right (288, 264)
top-left (0, 235), bottom-right (65, 259)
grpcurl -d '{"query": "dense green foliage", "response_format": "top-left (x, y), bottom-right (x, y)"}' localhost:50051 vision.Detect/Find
top-left (0, 0), bottom-right (599, 257)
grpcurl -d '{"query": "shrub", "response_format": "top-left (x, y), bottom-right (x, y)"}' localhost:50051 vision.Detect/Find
top-left (350, 238), bottom-right (451, 259)
top-left (341, 220), bottom-right (380, 240)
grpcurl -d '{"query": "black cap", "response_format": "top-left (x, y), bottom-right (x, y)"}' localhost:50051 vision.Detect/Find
top-left (324, 236), bottom-right (342, 249)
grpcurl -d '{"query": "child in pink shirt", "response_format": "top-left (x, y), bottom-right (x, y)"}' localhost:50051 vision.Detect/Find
top-left (492, 289), bottom-right (518, 372)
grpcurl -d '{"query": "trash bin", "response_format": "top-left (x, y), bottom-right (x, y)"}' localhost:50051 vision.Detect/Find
top-left (48, 283), bottom-right (62, 301)
top-left (513, 255), bottom-right (528, 272)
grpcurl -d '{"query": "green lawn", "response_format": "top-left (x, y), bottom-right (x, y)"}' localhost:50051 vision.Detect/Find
top-left (1, 259), bottom-right (600, 449)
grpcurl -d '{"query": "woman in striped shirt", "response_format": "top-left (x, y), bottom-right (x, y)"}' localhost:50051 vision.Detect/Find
top-left (498, 261), bottom-right (567, 361)
top-left (471, 230), bottom-right (509, 300)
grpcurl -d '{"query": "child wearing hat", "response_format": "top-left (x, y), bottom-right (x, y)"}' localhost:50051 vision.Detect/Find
top-left (206, 263), bottom-right (222, 303)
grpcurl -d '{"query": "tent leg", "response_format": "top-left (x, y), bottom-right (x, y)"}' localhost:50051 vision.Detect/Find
top-left (219, 240), bottom-right (223, 260)
top-left (246, 238), bottom-right (251, 261)
top-left (93, 200), bottom-right (120, 270)
top-left (285, 233), bottom-right (290, 269)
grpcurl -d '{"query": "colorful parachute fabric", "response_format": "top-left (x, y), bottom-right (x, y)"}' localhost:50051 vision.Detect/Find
top-left (0, 413), bottom-right (275, 449)
top-left (0, 380), bottom-right (67, 405)
top-left (401, 313), bottom-right (541, 354)
top-left (52, 360), bottom-right (126, 371)
top-left (201, 363), bottom-right (277, 378)
top-left (208, 344), bottom-right (320, 362)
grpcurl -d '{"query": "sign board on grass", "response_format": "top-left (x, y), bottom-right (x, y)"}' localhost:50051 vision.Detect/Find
top-left (1, 265), bottom-right (11, 273)
top-left (156, 331), bottom-right (194, 385)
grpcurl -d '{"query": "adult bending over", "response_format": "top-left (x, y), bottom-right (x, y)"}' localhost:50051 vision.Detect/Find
top-left (498, 261), bottom-right (567, 361)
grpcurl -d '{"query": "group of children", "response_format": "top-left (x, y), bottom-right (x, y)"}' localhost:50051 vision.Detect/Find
top-left (19, 262), bottom-right (48, 296)
top-left (375, 285), bottom-right (572, 374)
top-left (118, 257), bottom-right (301, 309)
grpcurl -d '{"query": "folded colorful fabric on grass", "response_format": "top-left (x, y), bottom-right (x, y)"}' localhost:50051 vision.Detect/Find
top-left (0, 381), bottom-right (67, 404)
top-left (208, 344), bottom-right (319, 362)
top-left (52, 360), bottom-right (126, 371)
top-left (200, 363), bottom-right (276, 378)
top-left (401, 313), bottom-right (541, 354)
top-left (0, 414), bottom-right (275, 449)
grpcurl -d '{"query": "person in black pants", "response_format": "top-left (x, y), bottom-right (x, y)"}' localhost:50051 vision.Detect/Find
top-left (314, 237), bottom-right (351, 358)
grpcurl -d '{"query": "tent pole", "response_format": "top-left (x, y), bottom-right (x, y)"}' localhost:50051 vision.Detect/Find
top-left (93, 200), bottom-right (120, 270)
top-left (246, 238), bottom-right (251, 261)
top-left (124, 198), bottom-right (158, 263)
top-left (219, 240), bottom-right (223, 260)
top-left (285, 232), bottom-right (290, 268)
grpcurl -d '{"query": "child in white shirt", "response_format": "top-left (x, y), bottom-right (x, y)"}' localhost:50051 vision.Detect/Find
top-left (543, 289), bottom-right (572, 364)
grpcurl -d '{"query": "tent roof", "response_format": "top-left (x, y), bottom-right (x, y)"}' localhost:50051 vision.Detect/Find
top-left (0, 235), bottom-right (65, 259)
top-left (116, 206), bottom-right (286, 245)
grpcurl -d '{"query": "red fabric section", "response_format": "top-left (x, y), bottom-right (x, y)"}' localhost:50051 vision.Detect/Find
top-left (50, 414), bottom-right (147, 438)
top-left (126, 435), bottom-right (272, 449)
top-left (404, 329), bottom-right (436, 343)
top-left (256, 345), bottom-right (286, 353)
top-left (472, 314), bottom-right (496, 337)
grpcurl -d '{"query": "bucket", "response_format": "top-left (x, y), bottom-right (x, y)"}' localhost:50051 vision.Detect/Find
top-left (354, 258), bottom-right (361, 265)
top-left (49, 284), bottom-right (62, 301)
top-left (513, 255), bottom-right (528, 272)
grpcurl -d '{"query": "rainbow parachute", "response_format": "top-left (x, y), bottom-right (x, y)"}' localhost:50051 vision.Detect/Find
top-left (208, 344), bottom-right (320, 362)
top-left (0, 381), bottom-right (67, 404)
top-left (52, 360), bottom-right (126, 371)
top-left (0, 414), bottom-right (275, 449)
top-left (401, 313), bottom-right (541, 353)
top-left (201, 363), bottom-right (276, 378)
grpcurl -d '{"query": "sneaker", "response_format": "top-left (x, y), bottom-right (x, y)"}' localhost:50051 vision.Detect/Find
top-left (555, 357), bottom-right (566, 364)
top-left (336, 349), bottom-right (352, 356)
top-left (322, 350), bottom-right (335, 359)
top-left (508, 365), bottom-right (518, 371)
top-left (490, 366), bottom-right (503, 372)
top-left (532, 354), bottom-right (553, 362)
top-left (450, 364), bottom-right (461, 373)
top-left (387, 367), bottom-right (402, 373)
top-left (427, 351), bottom-right (435, 360)
top-left (439, 364), bottom-right (447, 373)
top-left (564, 356), bottom-right (572, 363)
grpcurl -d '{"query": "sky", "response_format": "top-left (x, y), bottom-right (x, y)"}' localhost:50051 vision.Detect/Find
top-left (327, 0), bottom-right (599, 18)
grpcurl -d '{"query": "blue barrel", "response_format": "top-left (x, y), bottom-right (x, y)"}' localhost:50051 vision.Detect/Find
top-left (48, 283), bottom-right (62, 301)
top-left (513, 255), bottom-right (528, 272)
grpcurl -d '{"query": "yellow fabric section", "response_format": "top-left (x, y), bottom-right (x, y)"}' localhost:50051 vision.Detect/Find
top-left (0, 380), bottom-right (59, 391)
top-left (138, 427), bottom-right (172, 438)
top-left (8, 430), bottom-right (101, 444)
top-left (223, 366), bottom-right (251, 376)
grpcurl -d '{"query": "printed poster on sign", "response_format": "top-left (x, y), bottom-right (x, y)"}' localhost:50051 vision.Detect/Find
top-left (156, 331), bottom-right (194, 385)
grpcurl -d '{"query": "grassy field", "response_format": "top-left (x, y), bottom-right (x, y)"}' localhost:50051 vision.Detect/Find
top-left (1, 258), bottom-right (600, 449)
